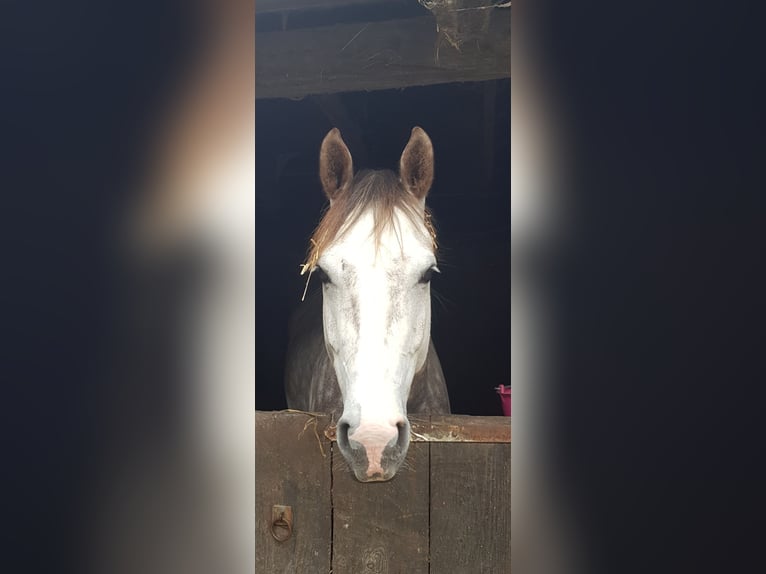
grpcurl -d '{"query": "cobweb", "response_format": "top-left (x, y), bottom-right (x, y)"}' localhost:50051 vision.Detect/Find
top-left (418, 0), bottom-right (510, 62)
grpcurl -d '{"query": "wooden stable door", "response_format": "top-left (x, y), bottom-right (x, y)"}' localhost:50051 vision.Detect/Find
top-left (255, 411), bottom-right (511, 574)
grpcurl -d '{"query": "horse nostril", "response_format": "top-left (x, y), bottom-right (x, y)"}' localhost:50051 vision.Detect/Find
top-left (396, 420), bottom-right (409, 448)
top-left (337, 421), bottom-right (350, 448)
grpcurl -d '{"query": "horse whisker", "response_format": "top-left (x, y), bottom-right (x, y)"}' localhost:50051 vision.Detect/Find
top-left (431, 287), bottom-right (455, 312)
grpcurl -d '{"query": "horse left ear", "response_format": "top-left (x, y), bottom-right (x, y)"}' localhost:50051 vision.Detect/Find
top-left (400, 127), bottom-right (434, 201)
top-left (319, 128), bottom-right (354, 202)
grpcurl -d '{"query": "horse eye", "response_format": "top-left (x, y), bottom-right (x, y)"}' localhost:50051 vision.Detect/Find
top-left (418, 267), bottom-right (436, 284)
top-left (315, 266), bottom-right (331, 285)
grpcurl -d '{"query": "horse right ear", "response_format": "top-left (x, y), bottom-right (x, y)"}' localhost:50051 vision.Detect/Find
top-left (319, 128), bottom-right (353, 202)
top-left (399, 126), bottom-right (434, 202)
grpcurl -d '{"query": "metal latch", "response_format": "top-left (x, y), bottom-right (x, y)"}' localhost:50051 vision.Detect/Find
top-left (271, 505), bottom-right (293, 542)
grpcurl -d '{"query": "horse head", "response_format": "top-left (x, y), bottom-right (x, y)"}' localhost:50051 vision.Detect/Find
top-left (307, 127), bottom-right (438, 481)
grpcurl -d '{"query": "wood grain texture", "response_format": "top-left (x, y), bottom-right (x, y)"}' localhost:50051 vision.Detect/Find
top-left (325, 414), bottom-right (511, 443)
top-left (255, 411), bottom-right (333, 573)
top-left (429, 442), bottom-right (511, 573)
top-left (332, 442), bottom-right (430, 574)
top-left (256, 12), bottom-right (510, 99)
top-left (256, 0), bottom-right (388, 14)
top-left (255, 411), bottom-right (512, 572)
top-left (413, 414), bottom-right (511, 443)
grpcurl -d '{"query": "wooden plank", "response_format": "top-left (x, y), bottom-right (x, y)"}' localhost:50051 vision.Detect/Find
top-left (331, 442), bottom-right (430, 573)
top-left (430, 442), bottom-right (512, 573)
top-left (256, 0), bottom-right (388, 15)
top-left (414, 414), bottom-right (511, 443)
top-left (256, 12), bottom-right (510, 99)
top-left (324, 414), bottom-right (511, 443)
top-left (255, 411), bottom-right (333, 573)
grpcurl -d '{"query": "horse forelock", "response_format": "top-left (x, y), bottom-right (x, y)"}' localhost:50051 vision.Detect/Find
top-left (304, 170), bottom-right (436, 271)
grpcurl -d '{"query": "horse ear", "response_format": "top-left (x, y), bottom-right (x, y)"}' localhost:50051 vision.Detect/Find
top-left (319, 128), bottom-right (353, 202)
top-left (399, 126), bottom-right (434, 201)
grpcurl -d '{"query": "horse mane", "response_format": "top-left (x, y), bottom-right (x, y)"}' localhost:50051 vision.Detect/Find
top-left (303, 169), bottom-right (437, 272)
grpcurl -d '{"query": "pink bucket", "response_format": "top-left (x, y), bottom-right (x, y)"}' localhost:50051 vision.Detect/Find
top-left (496, 385), bottom-right (511, 416)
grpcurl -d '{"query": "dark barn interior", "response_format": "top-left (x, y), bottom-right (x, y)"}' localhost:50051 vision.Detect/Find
top-left (255, 0), bottom-right (511, 415)
top-left (255, 80), bottom-right (511, 415)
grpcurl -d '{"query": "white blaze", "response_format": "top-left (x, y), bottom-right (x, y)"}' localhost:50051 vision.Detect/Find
top-left (319, 209), bottom-right (435, 424)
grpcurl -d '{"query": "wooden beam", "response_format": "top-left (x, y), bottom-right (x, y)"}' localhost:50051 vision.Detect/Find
top-left (413, 414), bottom-right (511, 443)
top-left (256, 0), bottom-right (389, 15)
top-left (319, 413), bottom-right (512, 443)
top-left (255, 11), bottom-right (510, 99)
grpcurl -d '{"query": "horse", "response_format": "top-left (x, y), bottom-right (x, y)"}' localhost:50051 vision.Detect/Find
top-left (285, 127), bottom-right (451, 482)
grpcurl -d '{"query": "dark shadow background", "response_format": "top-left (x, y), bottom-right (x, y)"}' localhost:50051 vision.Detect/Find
top-left (528, 2), bottom-right (766, 573)
top-left (255, 81), bottom-right (511, 416)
